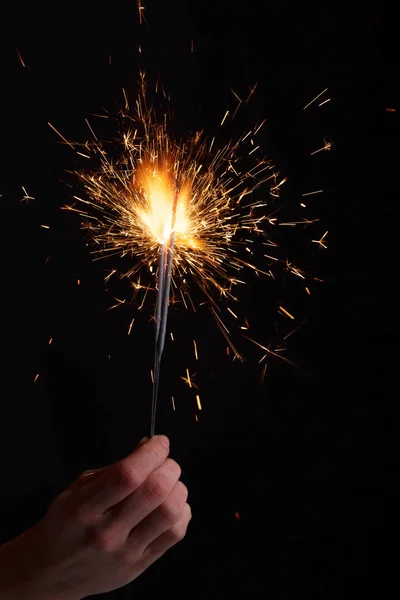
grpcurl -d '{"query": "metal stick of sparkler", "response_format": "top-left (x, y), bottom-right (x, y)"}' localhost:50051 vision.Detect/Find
top-left (150, 187), bottom-right (179, 436)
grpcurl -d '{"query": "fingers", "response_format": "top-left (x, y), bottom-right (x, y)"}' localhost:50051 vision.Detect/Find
top-left (81, 435), bottom-right (170, 515)
top-left (105, 458), bottom-right (181, 540)
top-left (127, 480), bottom-right (189, 553)
top-left (67, 436), bottom-right (147, 496)
top-left (140, 503), bottom-right (192, 568)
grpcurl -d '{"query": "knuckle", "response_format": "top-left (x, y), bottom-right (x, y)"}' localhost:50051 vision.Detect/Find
top-left (115, 462), bottom-right (143, 491)
top-left (144, 472), bottom-right (170, 499)
top-left (70, 503), bottom-right (94, 527)
top-left (144, 445), bottom-right (165, 466)
top-left (85, 526), bottom-right (116, 553)
top-left (158, 482), bottom-right (187, 523)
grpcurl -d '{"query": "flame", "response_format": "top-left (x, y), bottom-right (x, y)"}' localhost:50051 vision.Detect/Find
top-left (135, 163), bottom-right (200, 248)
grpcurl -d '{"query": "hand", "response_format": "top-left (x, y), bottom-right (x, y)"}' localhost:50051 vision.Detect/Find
top-left (0, 435), bottom-right (191, 600)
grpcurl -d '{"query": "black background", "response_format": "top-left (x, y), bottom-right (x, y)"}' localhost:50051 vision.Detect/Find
top-left (0, 1), bottom-right (396, 598)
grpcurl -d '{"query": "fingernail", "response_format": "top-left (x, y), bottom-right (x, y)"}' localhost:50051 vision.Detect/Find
top-left (137, 436), bottom-right (149, 447)
top-left (157, 435), bottom-right (170, 448)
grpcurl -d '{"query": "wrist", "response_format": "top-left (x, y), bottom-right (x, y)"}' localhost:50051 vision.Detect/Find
top-left (0, 530), bottom-right (77, 600)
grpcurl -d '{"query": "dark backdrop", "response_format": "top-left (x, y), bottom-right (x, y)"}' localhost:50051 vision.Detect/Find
top-left (0, 1), bottom-right (395, 598)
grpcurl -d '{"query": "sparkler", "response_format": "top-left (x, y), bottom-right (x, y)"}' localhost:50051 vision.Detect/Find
top-left (53, 75), bottom-right (325, 435)
top-left (151, 188), bottom-right (179, 435)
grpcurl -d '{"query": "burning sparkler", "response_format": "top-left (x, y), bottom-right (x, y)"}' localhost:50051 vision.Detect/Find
top-left (53, 75), bottom-right (324, 434)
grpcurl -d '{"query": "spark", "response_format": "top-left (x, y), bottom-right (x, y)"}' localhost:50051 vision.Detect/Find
top-left (254, 119), bottom-right (266, 135)
top-left (271, 177), bottom-right (287, 196)
top-left (311, 138), bottom-right (333, 155)
top-left (193, 339), bottom-right (198, 360)
top-left (48, 337), bottom-right (53, 344)
top-left (41, 224), bottom-right (50, 229)
top-left (302, 189), bottom-right (323, 197)
top-left (285, 259), bottom-right (306, 280)
top-left (312, 231), bottom-right (328, 249)
top-left (128, 317), bottom-right (135, 334)
top-left (16, 48), bottom-right (25, 67)
top-left (246, 83), bottom-right (258, 103)
top-left (85, 118), bottom-right (98, 140)
top-left (278, 305), bottom-right (295, 320)
top-left (260, 363), bottom-right (267, 385)
top-left (303, 88), bottom-right (329, 110)
top-left (183, 368), bottom-right (192, 388)
top-left (319, 98), bottom-right (331, 107)
top-left (305, 287), bottom-right (311, 295)
top-left (234, 511), bottom-right (240, 520)
top-left (244, 335), bottom-right (304, 370)
top-left (248, 145), bottom-right (259, 155)
top-left (181, 369), bottom-right (199, 390)
top-left (122, 89), bottom-right (129, 110)
top-left (34, 374), bottom-right (40, 382)
top-left (283, 319), bottom-right (307, 340)
top-left (279, 218), bottom-right (319, 227)
top-left (21, 186), bottom-right (35, 203)
top-left (231, 89), bottom-right (242, 117)
top-left (108, 297), bottom-right (126, 310)
top-left (91, 112), bottom-right (108, 124)
top-left (196, 394), bottom-right (202, 410)
top-left (172, 396), bottom-right (176, 411)
top-left (137, 0), bottom-right (147, 25)
top-left (240, 319), bottom-right (250, 331)
top-left (386, 108), bottom-right (396, 113)
top-left (221, 110), bottom-right (229, 126)
top-left (242, 130), bottom-right (252, 142)
top-left (48, 122), bottom-right (75, 149)
top-left (105, 269), bottom-right (117, 282)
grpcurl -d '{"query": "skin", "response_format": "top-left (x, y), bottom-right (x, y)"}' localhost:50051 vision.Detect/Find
top-left (0, 435), bottom-right (191, 599)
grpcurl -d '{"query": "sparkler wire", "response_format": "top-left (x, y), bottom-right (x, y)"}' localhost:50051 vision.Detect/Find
top-left (150, 189), bottom-right (179, 436)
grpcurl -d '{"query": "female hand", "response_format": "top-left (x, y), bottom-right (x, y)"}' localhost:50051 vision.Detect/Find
top-left (0, 435), bottom-right (191, 599)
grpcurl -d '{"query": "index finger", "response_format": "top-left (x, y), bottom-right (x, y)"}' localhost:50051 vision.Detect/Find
top-left (81, 435), bottom-right (170, 514)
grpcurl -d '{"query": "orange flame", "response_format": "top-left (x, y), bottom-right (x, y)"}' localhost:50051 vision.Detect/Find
top-left (134, 163), bottom-right (201, 249)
